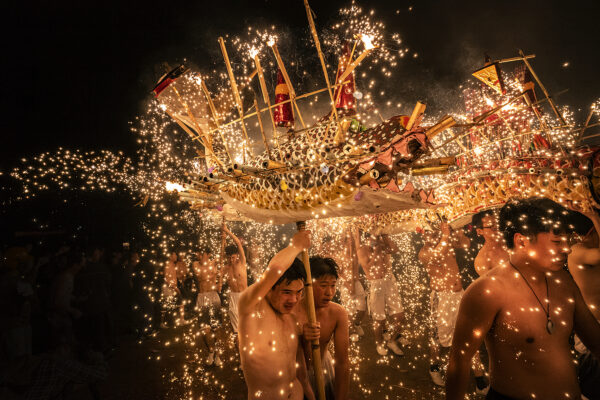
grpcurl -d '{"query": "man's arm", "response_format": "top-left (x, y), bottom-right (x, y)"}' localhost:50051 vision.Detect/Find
top-left (238, 230), bottom-right (310, 316)
top-left (435, 222), bottom-right (451, 252)
top-left (380, 234), bottom-right (399, 254)
top-left (571, 275), bottom-right (600, 358)
top-left (224, 224), bottom-right (247, 266)
top-left (473, 251), bottom-right (487, 277)
top-left (352, 229), bottom-right (371, 269)
top-left (569, 243), bottom-right (600, 268)
top-left (333, 306), bottom-right (350, 400)
top-left (446, 277), bottom-right (502, 400)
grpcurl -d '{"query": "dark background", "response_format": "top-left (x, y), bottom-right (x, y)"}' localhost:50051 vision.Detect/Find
top-left (1, 0), bottom-right (599, 242)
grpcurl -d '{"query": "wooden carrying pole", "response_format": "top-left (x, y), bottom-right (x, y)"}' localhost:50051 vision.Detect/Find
top-left (296, 221), bottom-right (326, 400)
top-left (304, 0), bottom-right (338, 123)
top-left (271, 44), bottom-right (306, 128)
top-left (218, 37), bottom-right (253, 159)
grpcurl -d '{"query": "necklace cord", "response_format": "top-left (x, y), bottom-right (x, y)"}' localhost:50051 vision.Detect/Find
top-left (509, 262), bottom-right (551, 319)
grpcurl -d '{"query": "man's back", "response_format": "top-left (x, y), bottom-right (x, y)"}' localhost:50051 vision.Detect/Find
top-left (239, 298), bottom-right (302, 399)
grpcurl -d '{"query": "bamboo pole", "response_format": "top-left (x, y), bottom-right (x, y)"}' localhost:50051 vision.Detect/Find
top-left (296, 221), bottom-right (326, 400)
top-left (199, 79), bottom-right (234, 165)
top-left (337, 48), bottom-right (376, 84)
top-left (206, 80), bottom-right (350, 135)
top-left (163, 108), bottom-right (226, 170)
top-left (253, 98), bottom-right (272, 159)
top-left (219, 37), bottom-right (253, 160)
top-left (576, 107), bottom-right (595, 144)
top-left (406, 101), bottom-right (427, 130)
top-left (270, 43), bottom-right (306, 128)
top-left (169, 85), bottom-right (214, 150)
top-left (497, 54), bottom-right (535, 64)
top-left (332, 40), bottom-right (358, 145)
top-left (304, 0), bottom-right (338, 124)
top-left (254, 54), bottom-right (284, 161)
top-left (519, 49), bottom-right (566, 125)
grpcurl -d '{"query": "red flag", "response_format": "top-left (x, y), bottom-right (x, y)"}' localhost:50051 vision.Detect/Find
top-left (152, 64), bottom-right (188, 97)
top-left (334, 41), bottom-right (357, 113)
top-left (273, 69), bottom-right (294, 128)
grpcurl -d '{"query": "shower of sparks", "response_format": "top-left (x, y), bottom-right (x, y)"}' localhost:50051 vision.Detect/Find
top-left (2, 0), bottom-right (599, 398)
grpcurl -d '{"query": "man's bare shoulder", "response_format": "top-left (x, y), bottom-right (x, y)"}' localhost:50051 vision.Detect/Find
top-left (330, 301), bottom-right (349, 320)
top-left (552, 268), bottom-right (580, 292)
top-left (463, 268), bottom-right (508, 307)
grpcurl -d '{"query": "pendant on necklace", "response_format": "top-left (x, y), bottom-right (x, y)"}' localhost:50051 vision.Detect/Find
top-left (546, 318), bottom-right (555, 335)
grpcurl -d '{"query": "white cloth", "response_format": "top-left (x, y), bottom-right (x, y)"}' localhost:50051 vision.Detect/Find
top-left (308, 349), bottom-right (335, 400)
top-left (430, 289), bottom-right (463, 347)
top-left (340, 280), bottom-right (367, 316)
top-left (228, 291), bottom-right (242, 332)
top-left (196, 291), bottom-right (221, 309)
top-left (160, 285), bottom-right (179, 310)
top-left (196, 291), bottom-right (221, 329)
top-left (367, 275), bottom-right (404, 321)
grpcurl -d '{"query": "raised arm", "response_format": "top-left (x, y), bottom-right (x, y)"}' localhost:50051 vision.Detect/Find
top-left (571, 275), bottom-right (600, 358)
top-left (436, 222), bottom-right (452, 252)
top-left (238, 230), bottom-right (310, 316)
top-left (333, 307), bottom-right (350, 400)
top-left (446, 277), bottom-right (503, 399)
top-left (380, 233), bottom-right (399, 254)
top-left (223, 223), bottom-right (247, 266)
top-left (352, 228), bottom-right (371, 268)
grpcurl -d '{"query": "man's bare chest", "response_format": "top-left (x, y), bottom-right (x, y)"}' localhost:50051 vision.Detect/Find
top-left (493, 287), bottom-right (575, 346)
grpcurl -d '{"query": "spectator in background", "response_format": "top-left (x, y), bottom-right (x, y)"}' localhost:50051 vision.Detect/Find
top-left (473, 210), bottom-right (510, 276)
top-left (76, 247), bottom-right (113, 353)
top-left (48, 250), bottom-right (85, 357)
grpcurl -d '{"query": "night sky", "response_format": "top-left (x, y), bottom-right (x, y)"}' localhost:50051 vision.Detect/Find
top-left (2, 0), bottom-right (599, 165)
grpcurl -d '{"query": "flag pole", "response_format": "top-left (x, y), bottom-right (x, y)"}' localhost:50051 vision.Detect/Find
top-left (296, 221), bottom-right (326, 400)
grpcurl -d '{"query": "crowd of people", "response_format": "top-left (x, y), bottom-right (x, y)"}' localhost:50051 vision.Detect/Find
top-left (166, 198), bottom-right (600, 400)
top-left (0, 241), bottom-right (155, 399)
top-left (3, 196), bottom-right (600, 399)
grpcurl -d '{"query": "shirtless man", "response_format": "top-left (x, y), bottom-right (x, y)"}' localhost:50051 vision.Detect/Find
top-left (567, 209), bottom-right (600, 399)
top-left (446, 198), bottom-right (600, 399)
top-left (160, 252), bottom-right (185, 327)
top-left (418, 223), bottom-right (488, 393)
top-left (295, 257), bottom-right (350, 400)
top-left (238, 230), bottom-right (314, 400)
top-left (353, 229), bottom-right (407, 356)
top-left (474, 210), bottom-right (510, 276)
top-left (222, 223), bottom-right (248, 333)
top-left (323, 232), bottom-right (366, 340)
top-left (192, 247), bottom-right (223, 366)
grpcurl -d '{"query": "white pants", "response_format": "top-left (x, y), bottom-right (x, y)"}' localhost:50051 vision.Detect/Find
top-left (340, 280), bottom-right (367, 316)
top-left (367, 275), bottom-right (404, 321)
top-left (430, 289), bottom-right (463, 347)
top-left (228, 291), bottom-right (241, 332)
